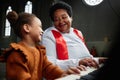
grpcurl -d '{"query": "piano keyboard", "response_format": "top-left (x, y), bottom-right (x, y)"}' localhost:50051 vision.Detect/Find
top-left (55, 67), bottom-right (97, 80)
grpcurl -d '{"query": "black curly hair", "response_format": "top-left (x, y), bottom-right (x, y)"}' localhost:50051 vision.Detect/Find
top-left (49, 1), bottom-right (73, 21)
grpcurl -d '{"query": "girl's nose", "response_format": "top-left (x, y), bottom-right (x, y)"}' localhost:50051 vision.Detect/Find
top-left (40, 30), bottom-right (44, 35)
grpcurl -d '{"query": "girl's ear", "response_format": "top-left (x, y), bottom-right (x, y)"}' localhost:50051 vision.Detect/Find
top-left (23, 24), bottom-right (30, 33)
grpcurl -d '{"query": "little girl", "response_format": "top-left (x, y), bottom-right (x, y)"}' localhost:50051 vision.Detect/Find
top-left (0, 11), bottom-right (82, 80)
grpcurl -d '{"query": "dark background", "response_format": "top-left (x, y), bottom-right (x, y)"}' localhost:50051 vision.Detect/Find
top-left (0, 0), bottom-right (120, 56)
top-left (0, 0), bottom-right (120, 79)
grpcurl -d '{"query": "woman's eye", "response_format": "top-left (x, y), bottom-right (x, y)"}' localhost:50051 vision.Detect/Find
top-left (62, 16), bottom-right (67, 19)
top-left (54, 18), bottom-right (59, 21)
top-left (54, 16), bottom-right (68, 22)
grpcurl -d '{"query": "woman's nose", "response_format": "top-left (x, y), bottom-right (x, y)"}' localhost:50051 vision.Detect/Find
top-left (59, 18), bottom-right (63, 23)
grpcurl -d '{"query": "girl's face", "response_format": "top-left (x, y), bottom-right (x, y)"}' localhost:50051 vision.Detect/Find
top-left (29, 17), bottom-right (43, 43)
top-left (53, 9), bottom-right (72, 33)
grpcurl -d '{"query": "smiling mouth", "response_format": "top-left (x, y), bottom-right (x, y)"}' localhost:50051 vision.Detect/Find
top-left (59, 24), bottom-right (66, 27)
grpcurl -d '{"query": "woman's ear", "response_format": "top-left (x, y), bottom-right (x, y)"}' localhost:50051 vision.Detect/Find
top-left (23, 24), bottom-right (30, 33)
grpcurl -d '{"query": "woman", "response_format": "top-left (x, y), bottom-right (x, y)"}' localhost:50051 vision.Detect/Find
top-left (41, 1), bottom-right (100, 70)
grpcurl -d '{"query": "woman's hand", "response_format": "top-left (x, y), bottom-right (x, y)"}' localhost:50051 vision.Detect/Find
top-left (79, 58), bottom-right (99, 68)
top-left (61, 65), bottom-right (87, 77)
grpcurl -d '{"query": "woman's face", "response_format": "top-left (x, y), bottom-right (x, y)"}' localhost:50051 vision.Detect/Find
top-left (53, 9), bottom-right (72, 33)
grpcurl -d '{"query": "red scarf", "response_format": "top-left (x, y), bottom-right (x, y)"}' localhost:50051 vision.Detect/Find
top-left (52, 29), bottom-right (85, 60)
top-left (73, 29), bottom-right (85, 44)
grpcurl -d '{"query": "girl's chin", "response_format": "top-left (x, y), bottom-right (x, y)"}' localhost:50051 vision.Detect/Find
top-left (38, 39), bottom-right (41, 42)
top-left (37, 38), bottom-right (41, 42)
